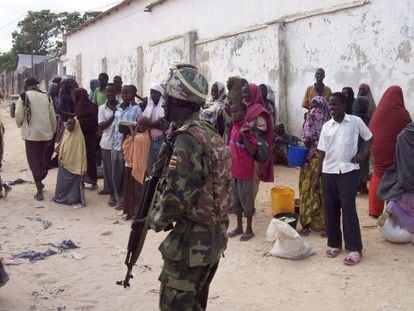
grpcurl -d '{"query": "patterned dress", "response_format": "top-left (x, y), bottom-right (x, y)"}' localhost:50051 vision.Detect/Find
top-left (299, 96), bottom-right (331, 231)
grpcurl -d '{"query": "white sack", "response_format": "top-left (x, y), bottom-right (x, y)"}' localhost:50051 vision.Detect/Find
top-left (379, 215), bottom-right (414, 244)
top-left (266, 218), bottom-right (315, 260)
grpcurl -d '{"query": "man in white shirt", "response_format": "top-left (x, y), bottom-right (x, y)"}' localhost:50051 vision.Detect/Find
top-left (98, 83), bottom-right (117, 206)
top-left (314, 92), bottom-right (372, 266)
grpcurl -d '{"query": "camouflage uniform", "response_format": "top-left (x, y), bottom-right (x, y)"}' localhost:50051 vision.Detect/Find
top-left (150, 64), bottom-right (231, 311)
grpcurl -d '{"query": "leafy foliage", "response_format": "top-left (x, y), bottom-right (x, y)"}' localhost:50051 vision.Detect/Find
top-left (0, 50), bottom-right (17, 72)
top-left (11, 10), bottom-right (100, 56)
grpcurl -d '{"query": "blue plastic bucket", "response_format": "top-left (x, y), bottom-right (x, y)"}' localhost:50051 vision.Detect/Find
top-left (287, 145), bottom-right (308, 167)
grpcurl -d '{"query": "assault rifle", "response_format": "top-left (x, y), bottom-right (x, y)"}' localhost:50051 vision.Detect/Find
top-left (117, 141), bottom-right (173, 288)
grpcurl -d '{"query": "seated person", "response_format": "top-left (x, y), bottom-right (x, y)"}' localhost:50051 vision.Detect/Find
top-left (378, 122), bottom-right (414, 234)
top-left (273, 123), bottom-right (298, 165)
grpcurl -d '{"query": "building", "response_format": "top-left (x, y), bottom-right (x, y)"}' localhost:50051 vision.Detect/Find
top-left (62, 0), bottom-right (414, 135)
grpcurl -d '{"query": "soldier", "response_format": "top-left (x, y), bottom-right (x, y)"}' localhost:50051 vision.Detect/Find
top-left (149, 63), bottom-right (232, 311)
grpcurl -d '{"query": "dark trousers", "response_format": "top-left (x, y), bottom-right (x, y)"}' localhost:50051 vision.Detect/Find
top-left (323, 170), bottom-right (363, 252)
top-left (84, 134), bottom-right (97, 184)
top-left (25, 140), bottom-right (54, 183)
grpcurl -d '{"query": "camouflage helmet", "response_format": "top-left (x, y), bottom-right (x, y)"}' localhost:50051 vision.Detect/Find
top-left (163, 63), bottom-right (209, 106)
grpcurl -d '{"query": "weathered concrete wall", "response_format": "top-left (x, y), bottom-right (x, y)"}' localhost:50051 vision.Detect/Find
top-left (62, 0), bottom-right (414, 135)
top-left (195, 23), bottom-right (283, 122)
top-left (285, 0), bottom-right (414, 135)
top-left (62, 0), bottom-right (363, 87)
top-left (143, 36), bottom-right (185, 94)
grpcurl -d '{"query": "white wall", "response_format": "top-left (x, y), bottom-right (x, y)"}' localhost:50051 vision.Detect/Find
top-left (62, 0), bottom-right (361, 85)
top-left (62, 0), bottom-right (414, 135)
top-left (285, 0), bottom-right (414, 135)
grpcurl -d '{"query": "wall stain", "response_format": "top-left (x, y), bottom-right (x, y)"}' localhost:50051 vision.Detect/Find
top-left (397, 40), bottom-right (412, 63)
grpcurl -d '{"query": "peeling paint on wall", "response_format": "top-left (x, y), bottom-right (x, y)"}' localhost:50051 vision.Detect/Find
top-left (62, 0), bottom-right (414, 134)
top-left (285, 0), bottom-right (414, 135)
top-left (397, 41), bottom-right (412, 63)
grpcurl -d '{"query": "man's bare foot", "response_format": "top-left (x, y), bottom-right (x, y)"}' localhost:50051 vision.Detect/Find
top-left (228, 228), bottom-right (243, 238)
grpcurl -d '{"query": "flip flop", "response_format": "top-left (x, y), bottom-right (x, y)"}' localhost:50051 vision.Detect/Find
top-left (344, 252), bottom-right (362, 266)
top-left (228, 229), bottom-right (243, 238)
top-left (326, 248), bottom-right (341, 258)
top-left (240, 232), bottom-right (254, 241)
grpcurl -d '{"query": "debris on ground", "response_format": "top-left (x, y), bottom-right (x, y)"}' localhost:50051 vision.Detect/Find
top-left (42, 220), bottom-right (52, 230)
top-left (8, 178), bottom-right (33, 185)
top-left (26, 216), bottom-right (52, 230)
top-left (12, 240), bottom-right (79, 262)
top-left (14, 249), bottom-right (57, 262)
top-left (70, 252), bottom-right (85, 260)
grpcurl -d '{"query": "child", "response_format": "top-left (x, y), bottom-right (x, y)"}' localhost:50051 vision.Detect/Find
top-left (0, 113), bottom-right (12, 199)
top-left (122, 116), bottom-right (151, 219)
top-left (112, 85), bottom-right (142, 210)
top-left (273, 123), bottom-right (291, 165)
top-left (228, 102), bottom-right (257, 241)
top-left (52, 118), bottom-right (87, 208)
top-left (315, 92), bottom-right (372, 266)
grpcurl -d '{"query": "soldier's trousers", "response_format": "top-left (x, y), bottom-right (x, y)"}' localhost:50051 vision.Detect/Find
top-left (158, 259), bottom-right (219, 311)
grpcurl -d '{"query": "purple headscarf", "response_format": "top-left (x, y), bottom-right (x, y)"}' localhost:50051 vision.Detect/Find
top-left (301, 96), bottom-right (331, 166)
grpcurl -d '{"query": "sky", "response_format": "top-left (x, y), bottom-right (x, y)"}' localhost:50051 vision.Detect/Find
top-left (0, 0), bottom-right (122, 53)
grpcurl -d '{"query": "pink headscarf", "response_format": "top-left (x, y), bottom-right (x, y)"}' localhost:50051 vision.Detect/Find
top-left (243, 83), bottom-right (274, 182)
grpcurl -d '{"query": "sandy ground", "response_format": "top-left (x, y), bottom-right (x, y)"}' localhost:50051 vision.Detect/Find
top-left (0, 103), bottom-right (413, 311)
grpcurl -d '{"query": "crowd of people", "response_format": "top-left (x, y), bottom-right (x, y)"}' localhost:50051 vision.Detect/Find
top-left (1, 63), bottom-right (413, 309)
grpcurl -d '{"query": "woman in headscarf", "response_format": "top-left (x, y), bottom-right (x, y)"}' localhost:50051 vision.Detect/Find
top-left (368, 86), bottom-right (412, 217)
top-left (203, 81), bottom-right (231, 140)
top-left (48, 82), bottom-right (62, 167)
top-left (48, 82), bottom-right (61, 114)
top-left (227, 77), bottom-right (242, 106)
top-left (242, 83), bottom-right (274, 195)
top-left (358, 83), bottom-right (376, 118)
top-left (74, 88), bottom-right (99, 190)
top-left (142, 84), bottom-right (169, 174)
top-left (259, 84), bottom-right (277, 126)
top-left (298, 96), bottom-right (331, 236)
top-left (353, 96), bottom-right (371, 194)
top-left (378, 122), bottom-right (414, 234)
top-left (342, 87), bottom-right (355, 114)
top-left (52, 118), bottom-right (87, 207)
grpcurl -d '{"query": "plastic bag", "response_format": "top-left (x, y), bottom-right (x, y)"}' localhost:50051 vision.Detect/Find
top-left (266, 218), bottom-right (315, 259)
top-left (379, 215), bottom-right (414, 244)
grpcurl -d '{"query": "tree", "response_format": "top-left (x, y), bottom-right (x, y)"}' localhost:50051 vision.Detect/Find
top-left (0, 50), bottom-right (17, 72)
top-left (12, 10), bottom-right (59, 55)
top-left (11, 10), bottom-right (100, 56)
